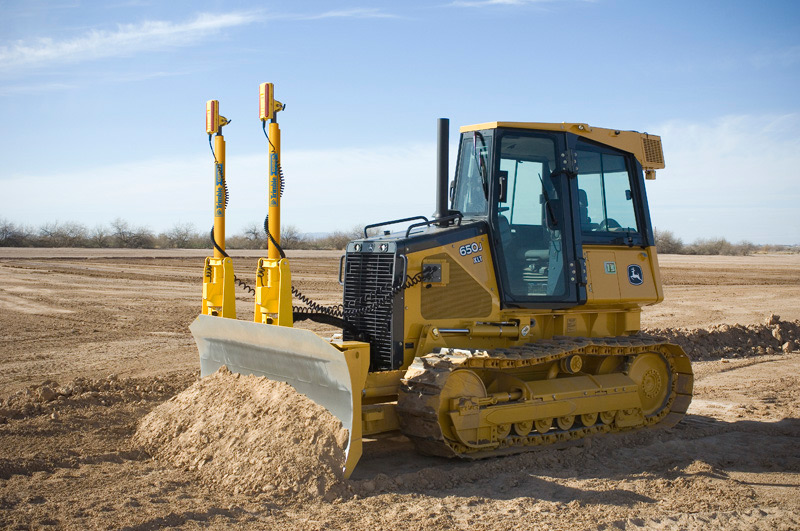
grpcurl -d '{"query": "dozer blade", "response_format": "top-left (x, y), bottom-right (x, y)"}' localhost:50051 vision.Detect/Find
top-left (189, 314), bottom-right (368, 478)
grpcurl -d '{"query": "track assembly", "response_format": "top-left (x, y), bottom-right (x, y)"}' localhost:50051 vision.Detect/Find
top-left (397, 334), bottom-right (694, 458)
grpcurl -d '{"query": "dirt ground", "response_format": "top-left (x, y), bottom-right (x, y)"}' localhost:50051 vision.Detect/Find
top-left (1, 249), bottom-right (799, 530)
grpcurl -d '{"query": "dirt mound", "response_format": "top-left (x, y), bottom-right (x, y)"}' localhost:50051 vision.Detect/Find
top-left (645, 316), bottom-right (798, 360)
top-left (133, 367), bottom-right (350, 502)
top-left (0, 372), bottom-right (194, 422)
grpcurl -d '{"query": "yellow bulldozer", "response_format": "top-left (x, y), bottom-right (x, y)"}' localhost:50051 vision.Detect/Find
top-left (191, 83), bottom-right (693, 478)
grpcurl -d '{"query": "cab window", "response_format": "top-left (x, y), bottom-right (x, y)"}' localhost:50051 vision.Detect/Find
top-left (576, 149), bottom-right (639, 235)
top-left (495, 133), bottom-right (566, 298)
top-left (453, 133), bottom-right (491, 216)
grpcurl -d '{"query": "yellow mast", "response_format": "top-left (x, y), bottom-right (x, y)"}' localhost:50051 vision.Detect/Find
top-left (201, 99), bottom-right (235, 318)
top-left (255, 83), bottom-right (292, 326)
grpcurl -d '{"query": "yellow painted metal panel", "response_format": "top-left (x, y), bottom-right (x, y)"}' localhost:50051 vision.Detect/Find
top-left (584, 250), bottom-right (621, 304)
top-left (459, 121), bottom-right (664, 174)
top-left (583, 246), bottom-right (659, 307)
top-left (201, 256), bottom-right (236, 319)
top-left (253, 257), bottom-right (293, 326)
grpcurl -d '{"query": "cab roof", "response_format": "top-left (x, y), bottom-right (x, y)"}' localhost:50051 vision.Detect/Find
top-left (460, 121), bottom-right (665, 178)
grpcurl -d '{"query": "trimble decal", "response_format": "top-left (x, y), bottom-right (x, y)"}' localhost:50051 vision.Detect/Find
top-left (269, 154), bottom-right (279, 206)
top-left (627, 264), bottom-right (644, 286)
top-left (214, 164), bottom-right (225, 217)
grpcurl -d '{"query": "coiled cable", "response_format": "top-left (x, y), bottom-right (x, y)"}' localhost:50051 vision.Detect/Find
top-left (207, 135), bottom-right (251, 295)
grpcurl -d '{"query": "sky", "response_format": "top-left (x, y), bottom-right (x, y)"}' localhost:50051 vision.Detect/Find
top-left (1, 0), bottom-right (799, 245)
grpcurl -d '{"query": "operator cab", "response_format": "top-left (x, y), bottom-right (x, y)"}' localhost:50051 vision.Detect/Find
top-left (452, 123), bottom-right (657, 309)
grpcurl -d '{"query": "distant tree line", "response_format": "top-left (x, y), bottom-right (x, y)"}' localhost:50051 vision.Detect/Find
top-left (1, 218), bottom-right (797, 254)
top-left (653, 229), bottom-right (798, 255)
top-left (0, 218), bottom-right (362, 250)
top-left (227, 222), bottom-right (363, 251)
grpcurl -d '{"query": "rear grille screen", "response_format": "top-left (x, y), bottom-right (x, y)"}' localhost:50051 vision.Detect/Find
top-left (642, 137), bottom-right (664, 166)
top-left (343, 252), bottom-right (397, 371)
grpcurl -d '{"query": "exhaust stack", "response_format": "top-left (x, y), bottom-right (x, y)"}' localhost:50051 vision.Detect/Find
top-left (432, 117), bottom-right (451, 226)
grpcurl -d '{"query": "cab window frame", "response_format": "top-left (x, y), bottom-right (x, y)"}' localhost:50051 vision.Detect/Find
top-left (488, 128), bottom-right (582, 309)
top-left (572, 138), bottom-right (649, 247)
top-left (452, 131), bottom-right (494, 218)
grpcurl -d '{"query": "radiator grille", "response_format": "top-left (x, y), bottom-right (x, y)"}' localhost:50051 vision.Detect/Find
top-left (642, 137), bottom-right (664, 165)
top-left (343, 252), bottom-right (397, 371)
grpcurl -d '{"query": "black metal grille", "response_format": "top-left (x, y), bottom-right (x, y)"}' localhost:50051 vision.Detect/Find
top-left (343, 251), bottom-right (397, 371)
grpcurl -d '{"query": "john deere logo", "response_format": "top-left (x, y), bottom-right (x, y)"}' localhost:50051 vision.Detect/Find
top-left (627, 264), bottom-right (644, 286)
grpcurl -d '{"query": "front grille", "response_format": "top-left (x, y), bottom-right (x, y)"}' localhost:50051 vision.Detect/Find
top-left (343, 251), bottom-right (397, 371)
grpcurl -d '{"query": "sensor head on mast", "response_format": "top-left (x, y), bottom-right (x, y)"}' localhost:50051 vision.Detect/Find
top-left (259, 82), bottom-right (285, 121)
top-left (206, 100), bottom-right (229, 134)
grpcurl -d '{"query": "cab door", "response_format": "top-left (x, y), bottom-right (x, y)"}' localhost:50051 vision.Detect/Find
top-left (489, 129), bottom-right (583, 309)
top-left (569, 137), bottom-right (662, 306)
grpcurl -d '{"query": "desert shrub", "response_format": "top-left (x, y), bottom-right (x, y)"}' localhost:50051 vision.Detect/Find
top-left (729, 241), bottom-right (757, 256)
top-left (110, 218), bottom-right (155, 248)
top-left (225, 222), bottom-right (262, 250)
top-left (0, 219), bottom-right (33, 247)
top-left (309, 226), bottom-right (363, 250)
top-left (226, 235), bottom-right (259, 250)
top-left (157, 223), bottom-right (206, 249)
top-left (226, 222), bottom-right (265, 250)
top-left (759, 243), bottom-right (800, 254)
top-left (89, 225), bottom-right (112, 248)
top-left (37, 221), bottom-right (89, 247)
top-left (226, 223), bottom-right (350, 250)
top-left (280, 225), bottom-right (306, 249)
top-left (231, 224), bottom-right (308, 249)
top-left (653, 228), bottom-right (684, 254)
top-left (312, 231), bottom-right (352, 250)
top-left (684, 237), bottom-right (729, 255)
top-left (684, 238), bottom-right (756, 256)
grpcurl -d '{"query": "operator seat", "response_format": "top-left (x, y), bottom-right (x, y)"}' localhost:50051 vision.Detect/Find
top-left (497, 214), bottom-right (528, 295)
top-left (578, 189), bottom-right (599, 232)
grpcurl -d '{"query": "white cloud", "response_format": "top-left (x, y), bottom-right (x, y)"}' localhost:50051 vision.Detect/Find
top-left (301, 8), bottom-right (399, 20)
top-left (447, 0), bottom-right (584, 7)
top-left (648, 114), bottom-right (800, 245)
top-left (0, 69), bottom-right (188, 95)
top-left (449, 0), bottom-right (526, 6)
top-left (0, 12), bottom-right (258, 71)
top-left (0, 82), bottom-right (78, 95)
